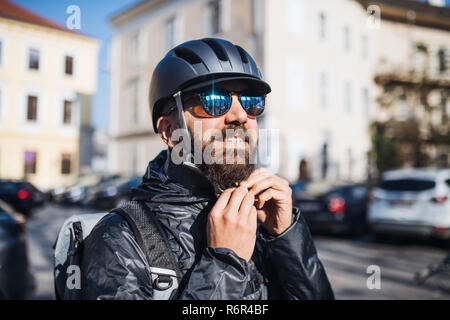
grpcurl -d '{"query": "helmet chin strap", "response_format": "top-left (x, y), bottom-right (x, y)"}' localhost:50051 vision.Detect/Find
top-left (173, 91), bottom-right (225, 195)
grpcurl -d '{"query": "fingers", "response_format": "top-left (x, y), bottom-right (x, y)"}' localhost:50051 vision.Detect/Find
top-left (254, 188), bottom-right (284, 209)
top-left (226, 186), bottom-right (250, 213)
top-left (249, 176), bottom-right (289, 197)
top-left (212, 188), bottom-right (235, 215)
top-left (242, 168), bottom-right (289, 195)
top-left (238, 191), bottom-right (255, 218)
top-left (241, 168), bottom-right (271, 189)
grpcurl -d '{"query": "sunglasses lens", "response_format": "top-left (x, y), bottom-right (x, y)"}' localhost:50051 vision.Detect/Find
top-left (240, 96), bottom-right (265, 116)
top-left (201, 93), bottom-right (231, 117)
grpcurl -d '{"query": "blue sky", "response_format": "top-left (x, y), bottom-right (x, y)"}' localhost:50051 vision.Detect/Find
top-left (11, 0), bottom-right (450, 132)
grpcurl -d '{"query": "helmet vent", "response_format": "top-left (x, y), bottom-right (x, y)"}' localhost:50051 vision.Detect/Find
top-left (201, 38), bottom-right (229, 61)
top-left (236, 46), bottom-right (249, 64)
top-left (172, 47), bottom-right (203, 65)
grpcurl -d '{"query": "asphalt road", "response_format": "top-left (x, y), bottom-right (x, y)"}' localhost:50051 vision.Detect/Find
top-left (25, 203), bottom-right (450, 300)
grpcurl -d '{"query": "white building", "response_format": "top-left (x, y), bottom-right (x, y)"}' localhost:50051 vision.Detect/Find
top-left (108, 0), bottom-right (450, 182)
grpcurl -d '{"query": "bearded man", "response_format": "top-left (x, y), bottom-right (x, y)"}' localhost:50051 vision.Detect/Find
top-left (80, 38), bottom-right (334, 300)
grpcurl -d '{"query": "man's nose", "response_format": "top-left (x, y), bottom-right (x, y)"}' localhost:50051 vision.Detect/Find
top-left (224, 95), bottom-right (247, 124)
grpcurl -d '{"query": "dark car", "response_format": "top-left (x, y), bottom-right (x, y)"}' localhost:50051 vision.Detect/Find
top-left (293, 181), bottom-right (369, 235)
top-left (82, 176), bottom-right (141, 210)
top-left (0, 200), bottom-right (33, 299)
top-left (57, 174), bottom-right (121, 206)
top-left (0, 180), bottom-right (46, 217)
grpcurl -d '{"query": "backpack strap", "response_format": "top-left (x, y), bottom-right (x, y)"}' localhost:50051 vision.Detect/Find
top-left (110, 200), bottom-right (182, 299)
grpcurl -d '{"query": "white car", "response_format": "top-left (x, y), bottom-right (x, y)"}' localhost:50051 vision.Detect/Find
top-left (368, 168), bottom-right (450, 240)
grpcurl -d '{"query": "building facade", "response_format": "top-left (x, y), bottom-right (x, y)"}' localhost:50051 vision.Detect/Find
top-left (108, 0), bottom-right (449, 182)
top-left (361, 0), bottom-right (450, 172)
top-left (0, 0), bottom-right (99, 190)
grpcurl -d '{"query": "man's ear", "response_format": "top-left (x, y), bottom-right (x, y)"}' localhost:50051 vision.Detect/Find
top-left (157, 116), bottom-right (177, 148)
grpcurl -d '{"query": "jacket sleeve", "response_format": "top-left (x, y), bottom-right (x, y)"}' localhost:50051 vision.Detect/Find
top-left (177, 247), bottom-right (250, 300)
top-left (258, 208), bottom-right (335, 300)
top-left (81, 213), bottom-right (251, 300)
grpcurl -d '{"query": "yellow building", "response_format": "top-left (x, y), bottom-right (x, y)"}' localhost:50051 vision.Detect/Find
top-left (0, 0), bottom-right (99, 190)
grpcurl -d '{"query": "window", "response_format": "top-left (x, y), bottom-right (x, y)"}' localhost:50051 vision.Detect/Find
top-left (28, 48), bottom-right (40, 70)
top-left (63, 100), bottom-right (72, 125)
top-left (208, 0), bottom-right (221, 35)
top-left (284, 0), bottom-right (305, 36)
top-left (380, 179), bottom-right (435, 191)
top-left (129, 31), bottom-right (140, 64)
top-left (27, 95), bottom-right (38, 122)
top-left (24, 151), bottom-right (37, 175)
top-left (343, 26), bottom-right (351, 53)
top-left (362, 88), bottom-right (370, 119)
top-left (61, 154), bottom-right (71, 175)
top-left (396, 93), bottom-right (408, 121)
top-left (346, 148), bottom-right (354, 180)
top-left (319, 72), bottom-right (327, 109)
top-left (318, 12), bottom-right (326, 42)
top-left (65, 56), bottom-right (73, 75)
top-left (321, 143), bottom-right (328, 180)
top-left (361, 34), bottom-right (368, 59)
top-left (438, 48), bottom-right (448, 73)
top-left (165, 17), bottom-right (176, 51)
top-left (344, 81), bottom-right (352, 114)
top-left (129, 79), bottom-right (139, 123)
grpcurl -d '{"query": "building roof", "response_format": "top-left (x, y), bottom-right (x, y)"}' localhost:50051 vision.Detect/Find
top-left (109, 0), bottom-right (165, 26)
top-left (357, 0), bottom-right (450, 31)
top-left (0, 0), bottom-right (85, 36)
top-left (110, 0), bottom-right (450, 31)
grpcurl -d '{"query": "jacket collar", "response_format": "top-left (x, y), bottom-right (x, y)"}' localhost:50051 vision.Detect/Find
top-left (131, 149), bottom-right (216, 203)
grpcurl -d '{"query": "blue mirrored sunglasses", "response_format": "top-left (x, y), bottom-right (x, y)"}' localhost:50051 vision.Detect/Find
top-left (192, 89), bottom-right (265, 118)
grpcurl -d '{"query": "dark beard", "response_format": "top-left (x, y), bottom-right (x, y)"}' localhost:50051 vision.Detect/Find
top-left (199, 162), bottom-right (255, 190)
top-left (195, 125), bottom-right (256, 190)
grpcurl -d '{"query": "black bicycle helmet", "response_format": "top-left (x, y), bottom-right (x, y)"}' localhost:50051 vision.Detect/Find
top-left (149, 38), bottom-right (271, 133)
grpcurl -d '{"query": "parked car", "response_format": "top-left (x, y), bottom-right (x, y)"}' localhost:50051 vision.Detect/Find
top-left (290, 181), bottom-right (309, 195)
top-left (368, 168), bottom-right (450, 240)
top-left (82, 176), bottom-right (141, 210)
top-left (0, 180), bottom-right (46, 217)
top-left (56, 174), bottom-right (121, 206)
top-left (0, 200), bottom-right (33, 299)
top-left (46, 175), bottom-right (81, 203)
top-left (293, 181), bottom-right (369, 235)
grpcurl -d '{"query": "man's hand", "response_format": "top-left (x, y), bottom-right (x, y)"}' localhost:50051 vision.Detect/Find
top-left (241, 168), bottom-right (293, 236)
top-left (207, 186), bottom-right (257, 262)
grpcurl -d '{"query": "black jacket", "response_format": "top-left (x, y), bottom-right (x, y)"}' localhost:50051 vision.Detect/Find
top-left (80, 150), bottom-right (334, 300)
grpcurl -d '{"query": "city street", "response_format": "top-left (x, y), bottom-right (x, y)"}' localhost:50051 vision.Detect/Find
top-left (26, 204), bottom-right (450, 300)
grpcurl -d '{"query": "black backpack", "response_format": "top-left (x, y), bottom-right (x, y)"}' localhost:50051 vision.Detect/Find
top-left (53, 200), bottom-right (181, 299)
